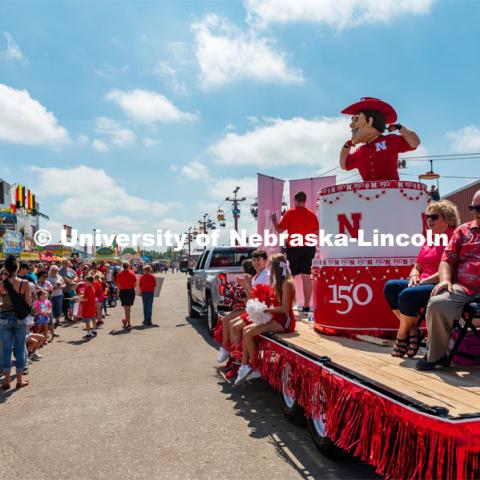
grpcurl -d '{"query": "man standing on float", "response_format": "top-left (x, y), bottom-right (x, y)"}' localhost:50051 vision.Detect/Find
top-left (339, 97), bottom-right (420, 181)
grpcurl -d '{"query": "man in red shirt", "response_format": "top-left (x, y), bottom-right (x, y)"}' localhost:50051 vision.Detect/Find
top-left (339, 97), bottom-right (420, 181)
top-left (116, 262), bottom-right (137, 330)
top-left (416, 190), bottom-right (480, 370)
top-left (272, 191), bottom-right (319, 312)
top-left (139, 265), bottom-right (156, 326)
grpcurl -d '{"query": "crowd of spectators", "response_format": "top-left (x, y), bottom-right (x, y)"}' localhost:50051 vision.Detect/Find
top-left (0, 256), bottom-right (160, 390)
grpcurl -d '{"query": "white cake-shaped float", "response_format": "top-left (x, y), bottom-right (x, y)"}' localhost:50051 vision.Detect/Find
top-left (312, 180), bottom-right (427, 337)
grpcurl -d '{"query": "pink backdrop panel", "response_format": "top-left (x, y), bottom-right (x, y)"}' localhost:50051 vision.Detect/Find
top-left (289, 176), bottom-right (336, 212)
top-left (257, 174), bottom-right (285, 255)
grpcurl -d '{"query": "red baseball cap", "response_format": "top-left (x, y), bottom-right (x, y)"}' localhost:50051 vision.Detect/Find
top-left (341, 97), bottom-right (397, 124)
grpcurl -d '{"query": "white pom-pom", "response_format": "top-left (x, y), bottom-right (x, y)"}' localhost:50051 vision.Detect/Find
top-left (245, 298), bottom-right (272, 325)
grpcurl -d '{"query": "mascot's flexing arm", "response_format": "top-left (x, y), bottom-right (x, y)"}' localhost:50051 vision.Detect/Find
top-left (339, 97), bottom-right (420, 181)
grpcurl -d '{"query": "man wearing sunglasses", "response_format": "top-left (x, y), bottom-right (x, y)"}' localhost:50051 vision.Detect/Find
top-left (417, 191), bottom-right (480, 370)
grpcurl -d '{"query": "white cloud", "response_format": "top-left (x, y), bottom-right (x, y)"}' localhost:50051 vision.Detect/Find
top-left (32, 165), bottom-right (180, 221)
top-left (0, 83), bottom-right (69, 146)
top-left (92, 139), bottom-right (109, 152)
top-left (245, 0), bottom-right (434, 30)
top-left (448, 126), bottom-right (480, 153)
top-left (77, 134), bottom-right (89, 145)
top-left (169, 165), bottom-right (179, 173)
top-left (95, 63), bottom-right (128, 79)
top-left (210, 116), bottom-right (349, 170)
top-left (180, 160), bottom-right (209, 180)
top-left (106, 88), bottom-right (197, 123)
top-left (191, 13), bottom-right (304, 89)
top-left (208, 176), bottom-right (257, 201)
top-left (2, 32), bottom-right (27, 62)
top-left (142, 137), bottom-right (160, 148)
top-left (154, 61), bottom-right (188, 96)
top-left (95, 116), bottom-right (135, 147)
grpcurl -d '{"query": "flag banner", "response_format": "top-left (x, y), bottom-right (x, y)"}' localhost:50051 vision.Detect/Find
top-left (257, 173), bottom-right (285, 254)
top-left (288, 176), bottom-right (336, 213)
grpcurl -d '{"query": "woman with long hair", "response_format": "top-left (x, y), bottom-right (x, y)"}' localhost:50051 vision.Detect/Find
top-left (0, 255), bottom-right (32, 389)
top-left (235, 253), bottom-right (296, 385)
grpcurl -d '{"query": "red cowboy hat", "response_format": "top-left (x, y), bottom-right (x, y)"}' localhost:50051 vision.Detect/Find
top-left (341, 97), bottom-right (397, 124)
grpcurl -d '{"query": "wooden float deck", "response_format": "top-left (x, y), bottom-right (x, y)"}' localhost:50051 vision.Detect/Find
top-left (275, 322), bottom-right (480, 419)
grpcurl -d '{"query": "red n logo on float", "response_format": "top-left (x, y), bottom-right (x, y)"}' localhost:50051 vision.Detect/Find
top-left (337, 213), bottom-right (362, 238)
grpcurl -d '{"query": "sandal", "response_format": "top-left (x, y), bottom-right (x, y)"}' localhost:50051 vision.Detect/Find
top-left (2, 382), bottom-right (10, 390)
top-left (407, 331), bottom-right (425, 358)
top-left (16, 380), bottom-right (29, 389)
top-left (391, 337), bottom-right (409, 357)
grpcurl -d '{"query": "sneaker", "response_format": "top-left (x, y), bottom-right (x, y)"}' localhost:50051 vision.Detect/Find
top-left (247, 369), bottom-right (262, 381)
top-left (302, 306), bottom-right (311, 313)
top-left (83, 333), bottom-right (93, 339)
top-left (217, 347), bottom-right (229, 363)
top-left (91, 330), bottom-right (98, 337)
top-left (31, 352), bottom-right (42, 360)
top-left (415, 354), bottom-right (449, 371)
top-left (234, 364), bottom-right (252, 386)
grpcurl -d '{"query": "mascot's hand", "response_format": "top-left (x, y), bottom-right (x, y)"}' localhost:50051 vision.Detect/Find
top-left (387, 123), bottom-right (402, 132)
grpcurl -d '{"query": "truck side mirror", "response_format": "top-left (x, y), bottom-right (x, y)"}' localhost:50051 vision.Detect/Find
top-left (188, 268), bottom-right (194, 276)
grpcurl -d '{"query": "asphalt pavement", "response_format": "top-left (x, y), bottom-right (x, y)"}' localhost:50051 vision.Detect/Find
top-left (0, 273), bottom-right (377, 480)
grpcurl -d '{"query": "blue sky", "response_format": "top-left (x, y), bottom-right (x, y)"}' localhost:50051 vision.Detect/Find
top-left (0, 0), bottom-right (479, 242)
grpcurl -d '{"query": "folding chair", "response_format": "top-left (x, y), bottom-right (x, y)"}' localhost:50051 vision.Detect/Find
top-left (446, 297), bottom-right (480, 366)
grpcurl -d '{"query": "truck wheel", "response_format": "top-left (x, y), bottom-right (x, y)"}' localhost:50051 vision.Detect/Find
top-left (206, 296), bottom-right (218, 336)
top-left (278, 363), bottom-right (306, 426)
top-left (188, 290), bottom-right (200, 318)
top-left (306, 389), bottom-right (335, 456)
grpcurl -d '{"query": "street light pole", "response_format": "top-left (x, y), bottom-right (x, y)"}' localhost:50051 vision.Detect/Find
top-left (225, 186), bottom-right (246, 244)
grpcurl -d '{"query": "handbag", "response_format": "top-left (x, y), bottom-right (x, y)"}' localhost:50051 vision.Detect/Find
top-left (3, 279), bottom-right (31, 320)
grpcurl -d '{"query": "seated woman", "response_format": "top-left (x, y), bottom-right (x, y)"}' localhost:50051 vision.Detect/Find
top-left (216, 259), bottom-right (255, 363)
top-left (384, 200), bottom-right (460, 357)
top-left (235, 253), bottom-right (296, 385)
top-left (217, 250), bottom-right (270, 364)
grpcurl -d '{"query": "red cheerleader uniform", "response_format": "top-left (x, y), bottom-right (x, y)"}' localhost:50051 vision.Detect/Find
top-left (269, 286), bottom-right (296, 333)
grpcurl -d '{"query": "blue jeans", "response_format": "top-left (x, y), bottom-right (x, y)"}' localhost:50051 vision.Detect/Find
top-left (142, 292), bottom-right (154, 325)
top-left (51, 294), bottom-right (64, 318)
top-left (0, 311), bottom-right (28, 374)
top-left (384, 280), bottom-right (434, 317)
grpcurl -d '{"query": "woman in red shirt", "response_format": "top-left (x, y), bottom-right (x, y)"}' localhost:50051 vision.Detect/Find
top-left (116, 262), bottom-right (137, 330)
top-left (139, 265), bottom-right (156, 326)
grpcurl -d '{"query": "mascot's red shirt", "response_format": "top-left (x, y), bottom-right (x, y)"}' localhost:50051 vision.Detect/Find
top-left (344, 134), bottom-right (414, 181)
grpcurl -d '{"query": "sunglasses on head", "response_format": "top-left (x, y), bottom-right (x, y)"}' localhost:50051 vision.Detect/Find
top-left (425, 213), bottom-right (440, 221)
top-left (468, 205), bottom-right (480, 213)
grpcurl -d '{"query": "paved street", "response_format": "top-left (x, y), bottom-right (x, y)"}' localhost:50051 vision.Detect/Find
top-left (0, 273), bottom-right (377, 480)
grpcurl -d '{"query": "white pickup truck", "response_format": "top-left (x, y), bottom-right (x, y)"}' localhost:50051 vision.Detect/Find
top-left (187, 246), bottom-right (256, 335)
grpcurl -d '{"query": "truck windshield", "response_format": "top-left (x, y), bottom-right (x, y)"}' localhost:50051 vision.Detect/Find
top-left (209, 249), bottom-right (254, 268)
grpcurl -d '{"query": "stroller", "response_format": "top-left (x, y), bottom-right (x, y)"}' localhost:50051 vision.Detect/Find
top-left (108, 282), bottom-right (118, 308)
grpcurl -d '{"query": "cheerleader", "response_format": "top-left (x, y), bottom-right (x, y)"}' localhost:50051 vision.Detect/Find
top-left (217, 251), bottom-right (271, 363)
top-left (235, 253), bottom-right (296, 385)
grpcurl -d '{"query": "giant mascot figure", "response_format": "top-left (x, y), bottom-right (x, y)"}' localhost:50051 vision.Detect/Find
top-left (339, 97), bottom-right (420, 181)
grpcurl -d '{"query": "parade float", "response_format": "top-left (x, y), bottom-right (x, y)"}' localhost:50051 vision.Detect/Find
top-left (215, 98), bottom-right (480, 479)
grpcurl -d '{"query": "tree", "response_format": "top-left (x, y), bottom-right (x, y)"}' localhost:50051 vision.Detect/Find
top-left (122, 247), bottom-right (136, 254)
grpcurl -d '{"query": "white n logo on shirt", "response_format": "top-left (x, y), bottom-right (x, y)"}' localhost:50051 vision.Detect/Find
top-left (375, 141), bottom-right (387, 152)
